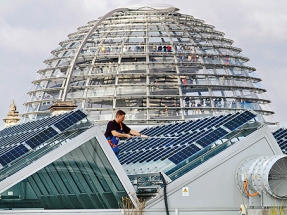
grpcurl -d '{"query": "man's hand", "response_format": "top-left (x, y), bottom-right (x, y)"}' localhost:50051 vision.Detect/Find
top-left (125, 134), bottom-right (132, 138)
top-left (140, 134), bottom-right (148, 138)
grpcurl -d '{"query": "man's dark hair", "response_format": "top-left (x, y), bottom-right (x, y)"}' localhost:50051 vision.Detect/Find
top-left (116, 110), bottom-right (126, 117)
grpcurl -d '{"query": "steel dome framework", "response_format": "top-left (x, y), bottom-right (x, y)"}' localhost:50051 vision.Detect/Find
top-left (23, 5), bottom-right (274, 124)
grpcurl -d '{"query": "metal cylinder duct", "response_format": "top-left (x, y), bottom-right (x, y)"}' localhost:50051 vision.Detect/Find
top-left (236, 155), bottom-right (287, 199)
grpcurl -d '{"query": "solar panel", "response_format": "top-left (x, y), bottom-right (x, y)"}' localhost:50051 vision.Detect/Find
top-left (167, 143), bottom-right (229, 180)
top-left (0, 112), bottom-right (68, 138)
top-left (273, 128), bottom-right (283, 139)
top-left (54, 110), bottom-right (86, 131)
top-left (120, 110), bottom-right (257, 174)
top-left (168, 144), bottom-right (201, 164)
top-left (272, 127), bottom-right (287, 154)
top-left (223, 111), bottom-right (256, 131)
top-left (0, 144), bottom-right (29, 166)
top-left (26, 127), bottom-right (58, 149)
top-left (0, 109), bottom-right (87, 168)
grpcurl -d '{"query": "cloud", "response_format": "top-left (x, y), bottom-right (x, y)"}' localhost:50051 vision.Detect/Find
top-left (0, 20), bottom-right (54, 55)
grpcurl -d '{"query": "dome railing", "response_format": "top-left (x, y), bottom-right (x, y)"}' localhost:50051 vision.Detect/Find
top-left (32, 69), bottom-right (261, 84)
top-left (23, 8), bottom-right (275, 124)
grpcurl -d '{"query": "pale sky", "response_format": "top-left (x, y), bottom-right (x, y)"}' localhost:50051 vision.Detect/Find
top-left (0, 0), bottom-right (286, 128)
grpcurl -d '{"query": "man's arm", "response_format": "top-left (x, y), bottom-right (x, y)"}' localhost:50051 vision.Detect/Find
top-left (129, 130), bottom-right (148, 138)
top-left (129, 129), bottom-right (141, 136)
top-left (111, 130), bottom-right (132, 138)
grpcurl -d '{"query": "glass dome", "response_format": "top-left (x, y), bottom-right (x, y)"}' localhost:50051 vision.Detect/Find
top-left (23, 5), bottom-right (275, 125)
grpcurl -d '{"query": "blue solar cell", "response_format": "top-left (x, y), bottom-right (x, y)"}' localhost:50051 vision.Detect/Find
top-left (133, 140), bottom-right (153, 152)
top-left (170, 122), bottom-right (190, 134)
top-left (277, 133), bottom-right (287, 140)
top-left (279, 140), bottom-right (287, 147)
top-left (139, 153), bottom-right (153, 163)
top-left (162, 124), bottom-right (179, 136)
top-left (141, 148), bottom-right (159, 162)
top-left (122, 139), bottom-right (146, 152)
top-left (121, 147), bottom-right (145, 162)
top-left (275, 134), bottom-right (282, 142)
top-left (26, 127), bottom-right (58, 149)
top-left (223, 111), bottom-right (255, 131)
top-left (144, 147), bottom-right (168, 162)
top-left (146, 125), bottom-right (165, 137)
top-left (160, 146), bottom-right (180, 160)
top-left (168, 144), bottom-right (201, 164)
top-left (207, 116), bottom-right (226, 129)
top-left (140, 127), bottom-right (149, 133)
top-left (0, 144), bottom-right (29, 166)
top-left (273, 128), bottom-right (283, 139)
top-left (274, 129), bottom-right (287, 154)
top-left (278, 131), bottom-right (287, 139)
top-left (125, 151), bottom-right (142, 164)
top-left (119, 154), bottom-right (130, 164)
top-left (54, 110), bottom-right (87, 131)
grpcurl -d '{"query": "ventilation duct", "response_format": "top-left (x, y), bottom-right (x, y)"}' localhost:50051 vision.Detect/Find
top-left (236, 155), bottom-right (287, 199)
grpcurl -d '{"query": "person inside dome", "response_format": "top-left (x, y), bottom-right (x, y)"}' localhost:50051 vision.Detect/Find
top-left (104, 110), bottom-right (148, 159)
top-left (157, 44), bottom-right (162, 52)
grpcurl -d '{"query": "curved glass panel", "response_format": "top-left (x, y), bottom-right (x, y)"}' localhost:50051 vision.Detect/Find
top-left (23, 6), bottom-right (275, 124)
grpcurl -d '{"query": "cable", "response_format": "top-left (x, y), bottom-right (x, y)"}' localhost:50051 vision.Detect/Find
top-left (159, 172), bottom-right (170, 215)
top-left (239, 187), bottom-right (248, 215)
top-left (243, 179), bottom-right (259, 197)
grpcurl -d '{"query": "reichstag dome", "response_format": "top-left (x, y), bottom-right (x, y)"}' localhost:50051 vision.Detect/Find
top-left (22, 5), bottom-right (275, 125)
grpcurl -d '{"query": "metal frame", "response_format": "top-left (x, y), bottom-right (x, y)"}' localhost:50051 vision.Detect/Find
top-left (0, 125), bottom-right (138, 209)
top-left (23, 5), bottom-right (275, 125)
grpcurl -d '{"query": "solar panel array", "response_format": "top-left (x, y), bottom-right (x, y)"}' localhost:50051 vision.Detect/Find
top-left (272, 128), bottom-right (287, 153)
top-left (0, 110), bottom-right (87, 167)
top-left (165, 140), bottom-right (230, 181)
top-left (120, 110), bottom-right (256, 174)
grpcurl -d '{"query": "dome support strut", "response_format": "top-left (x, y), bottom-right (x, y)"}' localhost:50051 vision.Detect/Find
top-left (61, 8), bottom-right (129, 101)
